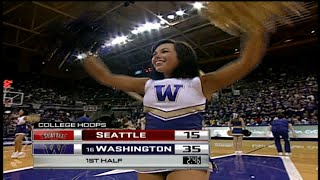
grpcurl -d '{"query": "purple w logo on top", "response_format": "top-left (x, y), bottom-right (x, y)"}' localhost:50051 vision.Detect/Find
top-left (155, 84), bottom-right (183, 102)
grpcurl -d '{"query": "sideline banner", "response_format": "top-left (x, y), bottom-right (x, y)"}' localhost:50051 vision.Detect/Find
top-left (204, 125), bottom-right (318, 139)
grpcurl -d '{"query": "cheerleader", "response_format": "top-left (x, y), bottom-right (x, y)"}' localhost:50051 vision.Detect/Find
top-left (228, 113), bottom-right (246, 155)
top-left (137, 114), bottom-right (146, 130)
top-left (11, 109), bottom-right (29, 158)
top-left (57, 2), bottom-right (305, 179)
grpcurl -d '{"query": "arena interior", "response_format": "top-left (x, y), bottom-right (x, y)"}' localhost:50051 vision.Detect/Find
top-left (2, 1), bottom-right (318, 180)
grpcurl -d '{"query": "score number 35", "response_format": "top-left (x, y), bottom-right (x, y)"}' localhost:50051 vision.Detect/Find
top-left (182, 145), bottom-right (201, 153)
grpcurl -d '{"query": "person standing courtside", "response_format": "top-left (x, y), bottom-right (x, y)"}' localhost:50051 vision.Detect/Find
top-left (228, 113), bottom-right (246, 155)
top-left (269, 112), bottom-right (296, 156)
top-left (77, 111), bottom-right (92, 123)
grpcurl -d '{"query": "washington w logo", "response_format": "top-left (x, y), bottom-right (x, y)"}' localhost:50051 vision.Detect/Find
top-left (44, 144), bottom-right (66, 154)
top-left (155, 84), bottom-right (183, 102)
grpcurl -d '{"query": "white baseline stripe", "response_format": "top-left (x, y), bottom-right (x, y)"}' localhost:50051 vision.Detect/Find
top-left (282, 157), bottom-right (303, 180)
top-left (211, 154), bottom-right (234, 159)
top-left (244, 154), bottom-right (280, 158)
top-left (3, 166), bottom-right (33, 174)
top-left (95, 169), bottom-right (136, 176)
top-left (211, 154), bottom-right (282, 159)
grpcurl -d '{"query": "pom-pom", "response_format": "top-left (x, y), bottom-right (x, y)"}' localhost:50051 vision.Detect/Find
top-left (63, 11), bottom-right (110, 52)
top-left (227, 130), bottom-right (232, 136)
top-left (243, 129), bottom-right (252, 137)
top-left (202, 2), bottom-right (308, 36)
top-left (26, 114), bottom-right (41, 124)
top-left (46, 11), bottom-right (111, 58)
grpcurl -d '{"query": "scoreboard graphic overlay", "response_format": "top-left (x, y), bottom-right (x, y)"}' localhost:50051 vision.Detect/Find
top-left (32, 123), bottom-right (210, 169)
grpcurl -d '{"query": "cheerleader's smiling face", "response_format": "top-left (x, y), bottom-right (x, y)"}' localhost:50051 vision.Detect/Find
top-left (151, 43), bottom-right (179, 78)
top-left (150, 39), bottom-right (199, 79)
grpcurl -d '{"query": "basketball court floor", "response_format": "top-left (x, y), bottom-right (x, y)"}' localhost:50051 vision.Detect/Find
top-left (3, 139), bottom-right (318, 180)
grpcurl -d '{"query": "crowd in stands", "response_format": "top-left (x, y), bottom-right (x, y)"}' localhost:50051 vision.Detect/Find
top-left (203, 64), bottom-right (318, 127)
top-left (7, 73), bottom-right (133, 106)
top-left (3, 60), bottom-right (318, 137)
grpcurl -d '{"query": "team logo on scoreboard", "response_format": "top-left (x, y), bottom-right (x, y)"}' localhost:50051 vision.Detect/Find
top-left (33, 130), bottom-right (74, 140)
top-left (41, 133), bottom-right (67, 140)
top-left (33, 144), bottom-right (74, 154)
top-left (45, 144), bottom-right (66, 154)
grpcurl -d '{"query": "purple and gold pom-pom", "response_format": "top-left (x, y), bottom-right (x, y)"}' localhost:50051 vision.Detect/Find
top-left (26, 114), bottom-right (41, 124)
top-left (46, 11), bottom-right (111, 54)
top-left (202, 2), bottom-right (307, 36)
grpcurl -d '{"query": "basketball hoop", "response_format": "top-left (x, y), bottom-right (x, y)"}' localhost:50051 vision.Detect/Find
top-left (3, 87), bottom-right (24, 106)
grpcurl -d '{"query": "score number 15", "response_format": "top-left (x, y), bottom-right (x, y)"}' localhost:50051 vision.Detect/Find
top-left (184, 131), bottom-right (200, 139)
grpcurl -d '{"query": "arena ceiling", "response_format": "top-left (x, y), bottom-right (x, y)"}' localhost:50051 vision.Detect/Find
top-left (2, 1), bottom-right (318, 77)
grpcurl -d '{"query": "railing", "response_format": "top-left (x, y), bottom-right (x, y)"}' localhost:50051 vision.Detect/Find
top-left (205, 125), bottom-right (318, 140)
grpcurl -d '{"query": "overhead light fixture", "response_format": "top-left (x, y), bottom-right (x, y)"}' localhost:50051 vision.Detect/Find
top-left (193, 2), bottom-right (204, 10)
top-left (157, 15), bottom-right (169, 25)
top-left (167, 14), bottom-right (175, 20)
top-left (160, 20), bottom-right (166, 25)
top-left (76, 54), bottom-right (86, 60)
top-left (144, 22), bottom-right (161, 31)
top-left (284, 39), bottom-right (292, 42)
top-left (95, 2), bottom-right (210, 48)
top-left (311, 30), bottom-right (315, 34)
top-left (104, 42), bottom-right (112, 47)
top-left (133, 22), bottom-right (161, 34)
top-left (137, 26), bottom-right (146, 32)
top-left (235, 48), bottom-right (238, 52)
top-left (131, 29), bottom-right (139, 34)
top-left (111, 36), bottom-right (128, 45)
top-left (176, 10), bottom-right (185, 16)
